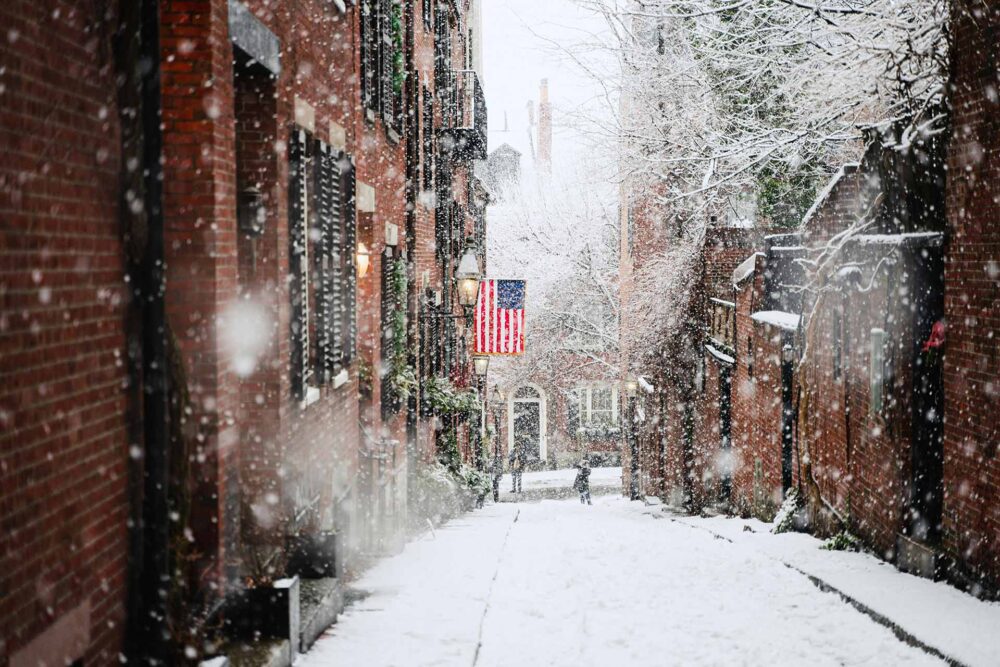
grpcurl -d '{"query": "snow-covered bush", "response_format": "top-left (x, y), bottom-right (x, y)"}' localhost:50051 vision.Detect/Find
top-left (425, 377), bottom-right (479, 418)
top-left (772, 488), bottom-right (804, 534)
top-left (410, 462), bottom-right (466, 527)
top-left (460, 465), bottom-right (491, 502)
top-left (821, 530), bottom-right (862, 552)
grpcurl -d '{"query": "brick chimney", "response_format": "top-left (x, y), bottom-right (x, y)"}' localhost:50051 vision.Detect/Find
top-left (537, 78), bottom-right (551, 173)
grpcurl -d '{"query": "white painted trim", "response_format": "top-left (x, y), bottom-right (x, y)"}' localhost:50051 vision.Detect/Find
top-left (300, 385), bottom-right (320, 408)
top-left (508, 383), bottom-right (547, 461)
top-left (331, 368), bottom-right (349, 389)
top-left (294, 97), bottom-right (316, 133)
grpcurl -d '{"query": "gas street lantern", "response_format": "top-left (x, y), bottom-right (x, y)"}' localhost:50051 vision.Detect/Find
top-left (625, 376), bottom-right (639, 399)
top-left (473, 354), bottom-right (489, 378)
top-left (455, 245), bottom-right (482, 309)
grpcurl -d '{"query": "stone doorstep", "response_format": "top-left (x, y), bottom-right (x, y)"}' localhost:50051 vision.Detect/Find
top-left (895, 534), bottom-right (940, 580)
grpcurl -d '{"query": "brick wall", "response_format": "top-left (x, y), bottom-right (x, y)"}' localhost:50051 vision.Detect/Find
top-left (942, 0), bottom-right (1000, 587)
top-left (730, 261), bottom-right (789, 519)
top-left (0, 1), bottom-right (128, 663)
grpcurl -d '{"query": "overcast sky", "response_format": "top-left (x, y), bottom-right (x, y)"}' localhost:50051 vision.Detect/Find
top-left (482, 0), bottom-right (616, 175)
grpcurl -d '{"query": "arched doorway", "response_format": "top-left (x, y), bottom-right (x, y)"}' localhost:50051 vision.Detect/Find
top-left (508, 384), bottom-right (546, 463)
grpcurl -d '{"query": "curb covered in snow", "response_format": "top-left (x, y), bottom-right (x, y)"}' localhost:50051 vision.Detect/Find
top-left (656, 511), bottom-right (973, 667)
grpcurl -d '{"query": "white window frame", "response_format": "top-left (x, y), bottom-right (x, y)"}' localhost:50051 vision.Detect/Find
top-left (577, 384), bottom-right (619, 426)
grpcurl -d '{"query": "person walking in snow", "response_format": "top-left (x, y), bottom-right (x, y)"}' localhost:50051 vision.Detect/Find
top-left (492, 448), bottom-right (504, 502)
top-left (573, 459), bottom-right (592, 505)
top-left (509, 446), bottom-right (524, 494)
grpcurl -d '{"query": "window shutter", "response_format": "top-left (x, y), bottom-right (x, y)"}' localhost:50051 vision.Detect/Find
top-left (380, 249), bottom-right (397, 417)
top-left (289, 129), bottom-right (311, 400)
top-left (317, 142), bottom-right (342, 382)
top-left (422, 86), bottom-right (434, 193)
top-left (378, 0), bottom-right (395, 124)
top-left (339, 154), bottom-right (358, 366)
top-left (361, 0), bottom-right (378, 113)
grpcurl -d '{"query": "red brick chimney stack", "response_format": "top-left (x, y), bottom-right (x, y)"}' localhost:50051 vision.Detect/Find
top-left (538, 78), bottom-right (552, 173)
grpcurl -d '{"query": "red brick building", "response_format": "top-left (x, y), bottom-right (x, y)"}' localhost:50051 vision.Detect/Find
top-left (621, 2), bottom-right (999, 594)
top-left (941, 0), bottom-right (1000, 592)
top-left (1, 0), bottom-right (488, 663)
top-left (1, 3), bottom-right (131, 663)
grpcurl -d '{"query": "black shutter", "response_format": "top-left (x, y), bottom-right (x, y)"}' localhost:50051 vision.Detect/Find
top-left (289, 129), bottom-right (311, 400)
top-left (379, 0), bottom-right (394, 124)
top-left (339, 154), bottom-right (357, 366)
top-left (317, 141), bottom-right (342, 383)
top-left (361, 0), bottom-right (378, 113)
top-left (422, 86), bottom-right (434, 193)
top-left (380, 249), bottom-right (396, 417)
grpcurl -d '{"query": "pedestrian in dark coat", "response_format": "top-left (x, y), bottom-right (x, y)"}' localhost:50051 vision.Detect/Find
top-left (509, 447), bottom-right (524, 494)
top-left (573, 459), bottom-right (592, 505)
top-left (492, 449), bottom-right (503, 502)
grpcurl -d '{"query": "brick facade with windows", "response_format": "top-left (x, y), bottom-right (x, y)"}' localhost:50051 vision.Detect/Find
top-left (0, 4), bottom-right (130, 664)
top-left (1, 0), bottom-right (487, 662)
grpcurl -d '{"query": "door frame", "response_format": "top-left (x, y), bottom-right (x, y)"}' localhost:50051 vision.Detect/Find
top-left (508, 383), bottom-right (547, 461)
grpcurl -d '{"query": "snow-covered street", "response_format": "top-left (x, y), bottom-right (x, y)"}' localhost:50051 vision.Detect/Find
top-left (299, 488), bottom-right (997, 666)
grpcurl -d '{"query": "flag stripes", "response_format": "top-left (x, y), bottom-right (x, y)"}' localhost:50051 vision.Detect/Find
top-left (474, 279), bottom-right (525, 355)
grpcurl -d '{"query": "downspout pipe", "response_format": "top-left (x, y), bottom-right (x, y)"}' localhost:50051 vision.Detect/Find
top-left (119, 0), bottom-right (170, 661)
top-left (138, 0), bottom-right (170, 658)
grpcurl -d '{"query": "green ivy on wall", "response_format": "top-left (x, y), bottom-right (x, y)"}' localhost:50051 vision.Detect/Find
top-left (388, 256), bottom-right (416, 400)
top-left (391, 1), bottom-right (406, 95)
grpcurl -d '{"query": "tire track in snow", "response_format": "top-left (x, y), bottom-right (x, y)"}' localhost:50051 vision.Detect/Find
top-left (471, 506), bottom-right (520, 667)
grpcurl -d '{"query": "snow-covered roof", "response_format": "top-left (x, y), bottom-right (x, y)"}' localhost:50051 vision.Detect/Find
top-left (732, 252), bottom-right (764, 286)
top-left (705, 343), bottom-right (735, 365)
top-left (853, 232), bottom-right (943, 246)
top-left (751, 311), bottom-right (800, 332)
top-left (800, 163), bottom-right (860, 229)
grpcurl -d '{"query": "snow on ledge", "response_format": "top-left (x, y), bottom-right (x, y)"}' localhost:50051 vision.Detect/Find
top-left (751, 311), bottom-right (800, 332)
top-left (705, 343), bottom-right (735, 365)
top-left (637, 376), bottom-right (654, 394)
top-left (853, 231), bottom-right (943, 246)
top-left (732, 252), bottom-right (764, 286)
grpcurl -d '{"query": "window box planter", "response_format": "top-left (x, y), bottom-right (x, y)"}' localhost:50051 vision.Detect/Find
top-left (286, 531), bottom-right (341, 579)
top-left (225, 576), bottom-right (301, 656)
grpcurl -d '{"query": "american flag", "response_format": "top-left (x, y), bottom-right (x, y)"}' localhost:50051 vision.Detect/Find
top-left (475, 279), bottom-right (526, 355)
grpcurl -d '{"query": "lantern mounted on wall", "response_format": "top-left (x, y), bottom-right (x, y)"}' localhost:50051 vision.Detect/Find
top-left (473, 354), bottom-right (489, 377)
top-left (455, 245), bottom-right (482, 310)
top-left (356, 242), bottom-right (371, 279)
top-left (625, 376), bottom-right (638, 399)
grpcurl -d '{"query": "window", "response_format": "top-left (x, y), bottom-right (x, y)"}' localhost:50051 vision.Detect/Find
top-left (575, 385), bottom-right (618, 427)
top-left (870, 328), bottom-right (886, 413)
top-left (747, 336), bottom-right (754, 379)
top-left (289, 129), bottom-right (357, 402)
top-left (590, 387), bottom-right (614, 424)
